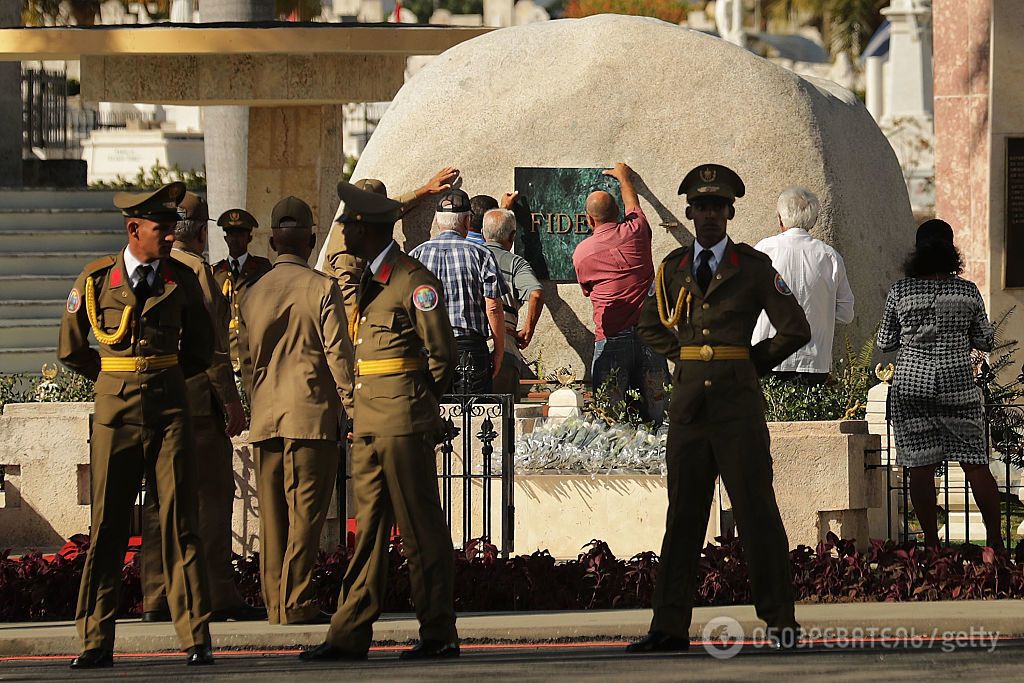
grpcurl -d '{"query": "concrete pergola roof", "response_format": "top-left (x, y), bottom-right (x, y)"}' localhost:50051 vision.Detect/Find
top-left (0, 21), bottom-right (491, 60)
top-left (0, 22), bottom-right (492, 104)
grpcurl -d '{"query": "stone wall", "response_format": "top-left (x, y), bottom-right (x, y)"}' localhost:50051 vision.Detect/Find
top-left (1, 402), bottom-right (883, 558)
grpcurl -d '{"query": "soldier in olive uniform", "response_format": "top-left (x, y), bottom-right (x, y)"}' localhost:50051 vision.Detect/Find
top-left (140, 192), bottom-right (266, 623)
top-left (320, 167), bottom-right (459, 322)
top-left (58, 183), bottom-right (216, 668)
top-left (301, 181), bottom-right (459, 663)
top-left (628, 165), bottom-right (811, 653)
top-left (241, 196), bottom-right (355, 625)
top-left (212, 210), bottom-right (273, 400)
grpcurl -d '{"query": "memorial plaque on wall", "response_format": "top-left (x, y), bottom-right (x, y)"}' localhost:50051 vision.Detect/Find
top-left (513, 167), bottom-right (623, 282)
top-left (1007, 138), bottom-right (1024, 288)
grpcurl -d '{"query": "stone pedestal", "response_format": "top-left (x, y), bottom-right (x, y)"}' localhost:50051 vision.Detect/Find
top-left (546, 386), bottom-right (584, 422)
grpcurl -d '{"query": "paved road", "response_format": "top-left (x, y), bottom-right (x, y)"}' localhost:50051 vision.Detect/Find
top-left (2, 640), bottom-right (1020, 682)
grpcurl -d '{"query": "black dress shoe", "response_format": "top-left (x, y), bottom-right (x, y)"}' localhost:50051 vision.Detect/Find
top-left (625, 631), bottom-right (690, 653)
top-left (69, 648), bottom-right (113, 669)
top-left (141, 609), bottom-right (172, 623)
top-left (398, 640), bottom-right (460, 660)
top-left (211, 605), bottom-right (268, 622)
top-left (288, 611), bottom-right (333, 625)
top-left (186, 645), bottom-right (215, 666)
top-left (298, 642), bottom-right (368, 662)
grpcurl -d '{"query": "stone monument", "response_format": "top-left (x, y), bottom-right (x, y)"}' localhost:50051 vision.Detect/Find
top-left (321, 15), bottom-right (915, 374)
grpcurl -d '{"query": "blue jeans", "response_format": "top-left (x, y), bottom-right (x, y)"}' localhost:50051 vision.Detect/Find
top-left (592, 328), bottom-right (670, 425)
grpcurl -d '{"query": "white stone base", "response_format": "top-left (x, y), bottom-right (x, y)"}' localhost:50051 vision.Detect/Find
top-left (940, 512), bottom-right (989, 543)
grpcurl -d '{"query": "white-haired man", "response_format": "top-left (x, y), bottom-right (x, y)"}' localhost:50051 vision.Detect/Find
top-left (482, 200), bottom-right (545, 401)
top-left (752, 186), bottom-right (855, 385)
top-left (410, 189), bottom-right (509, 393)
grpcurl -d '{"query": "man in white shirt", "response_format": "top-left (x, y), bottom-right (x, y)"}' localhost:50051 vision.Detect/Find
top-left (751, 187), bottom-right (855, 385)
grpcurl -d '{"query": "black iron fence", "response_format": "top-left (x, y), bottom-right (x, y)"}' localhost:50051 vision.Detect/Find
top-left (874, 401), bottom-right (1024, 548)
top-left (22, 68), bottom-right (68, 152)
top-left (437, 393), bottom-right (516, 557)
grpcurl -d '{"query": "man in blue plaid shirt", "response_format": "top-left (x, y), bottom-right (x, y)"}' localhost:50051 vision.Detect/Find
top-left (410, 189), bottom-right (509, 393)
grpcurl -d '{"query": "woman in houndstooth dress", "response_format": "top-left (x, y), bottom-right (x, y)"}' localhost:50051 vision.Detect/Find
top-left (877, 219), bottom-right (1003, 549)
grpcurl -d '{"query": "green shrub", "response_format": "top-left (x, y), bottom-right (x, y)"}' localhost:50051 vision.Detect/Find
top-left (89, 162), bottom-right (206, 191)
top-left (0, 371), bottom-right (94, 411)
top-left (761, 337), bottom-right (877, 422)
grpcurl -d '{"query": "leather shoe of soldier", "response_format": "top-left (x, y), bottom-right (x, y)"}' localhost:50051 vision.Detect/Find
top-left (625, 631), bottom-right (690, 653)
top-left (211, 605), bottom-right (268, 622)
top-left (141, 608), bottom-right (172, 623)
top-left (69, 648), bottom-right (113, 669)
top-left (398, 640), bottom-right (461, 660)
top-left (298, 642), bottom-right (368, 662)
top-left (185, 645), bottom-right (215, 666)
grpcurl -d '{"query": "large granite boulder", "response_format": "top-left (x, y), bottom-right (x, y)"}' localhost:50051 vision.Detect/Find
top-left (319, 14), bottom-right (914, 376)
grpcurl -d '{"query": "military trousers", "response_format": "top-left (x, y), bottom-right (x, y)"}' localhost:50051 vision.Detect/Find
top-left (255, 437), bottom-right (339, 624)
top-left (142, 414), bottom-right (245, 613)
top-left (327, 434), bottom-right (457, 653)
top-left (77, 415), bottom-right (211, 650)
top-left (650, 407), bottom-right (797, 639)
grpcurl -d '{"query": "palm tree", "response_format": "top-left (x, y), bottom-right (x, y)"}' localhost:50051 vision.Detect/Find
top-left (758, 0), bottom-right (887, 60)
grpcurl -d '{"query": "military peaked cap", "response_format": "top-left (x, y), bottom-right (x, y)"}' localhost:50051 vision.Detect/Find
top-left (678, 164), bottom-right (746, 203)
top-left (177, 191), bottom-right (209, 223)
top-left (217, 208), bottom-right (259, 232)
top-left (336, 180), bottom-right (403, 225)
top-left (271, 196), bottom-right (314, 230)
top-left (113, 181), bottom-right (186, 221)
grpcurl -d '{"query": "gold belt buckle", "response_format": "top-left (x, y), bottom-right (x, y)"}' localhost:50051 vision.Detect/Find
top-left (699, 345), bottom-right (715, 362)
top-left (135, 357), bottom-right (149, 372)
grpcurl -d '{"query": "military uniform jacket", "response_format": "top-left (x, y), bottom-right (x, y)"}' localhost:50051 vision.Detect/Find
top-left (212, 253), bottom-right (273, 370)
top-left (637, 239), bottom-right (810, 425)
top-left (352, 245), bottom-right (456, 438)
top-left (240, 254), bottom-right (355, 443)
top-left (58, 251), bottom-right (214, 426)
top-left (172, 243), bottom-right (240, 417)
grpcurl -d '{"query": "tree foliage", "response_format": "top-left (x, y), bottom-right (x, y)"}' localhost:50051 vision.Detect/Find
top-left (563, 0), bottom-right (692, 24)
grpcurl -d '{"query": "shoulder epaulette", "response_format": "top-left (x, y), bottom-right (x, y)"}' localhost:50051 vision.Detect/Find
top-left (83, 255), bottom-right (116, 276)
top-left (663, 245), bottom-right (689, 262)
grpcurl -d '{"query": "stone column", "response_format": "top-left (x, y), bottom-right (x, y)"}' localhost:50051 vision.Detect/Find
top-left (0, 0), bottom-right (22, 187)
top-left (881, 0), bottom-right (935, 212)
top-left (246, 105), bottom-right (346, 262)
top-left (199, 0), bottom-right (275, 262)
top-left (933, 0), bottom-right (990, 289)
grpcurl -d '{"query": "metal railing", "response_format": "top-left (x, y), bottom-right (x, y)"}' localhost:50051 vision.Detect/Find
top-left (22, 68), bottom-right (68, 152)
top-left (874, 401), bottom-right (1024, 548)
top-left (438, 393), bottom-right (516, 557)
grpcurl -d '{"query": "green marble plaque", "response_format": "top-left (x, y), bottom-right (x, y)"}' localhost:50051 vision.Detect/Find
top-left (513, 167), bottom-right (623, 282)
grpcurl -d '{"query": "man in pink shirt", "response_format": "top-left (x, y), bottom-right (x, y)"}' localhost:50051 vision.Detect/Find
top-left (573, 163), bottom-right (668, 423)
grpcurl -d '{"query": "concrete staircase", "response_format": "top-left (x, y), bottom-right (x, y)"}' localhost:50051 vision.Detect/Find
top-left (0, 189), bottom-right (121, 374)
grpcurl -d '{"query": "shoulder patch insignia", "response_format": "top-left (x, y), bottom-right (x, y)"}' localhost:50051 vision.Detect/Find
top-left (412, 284), bottom-right (439, 311)
top-left (774, 273), bottom-right (793, 296)
top-left (66, 288), bottom-right (81, 313)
